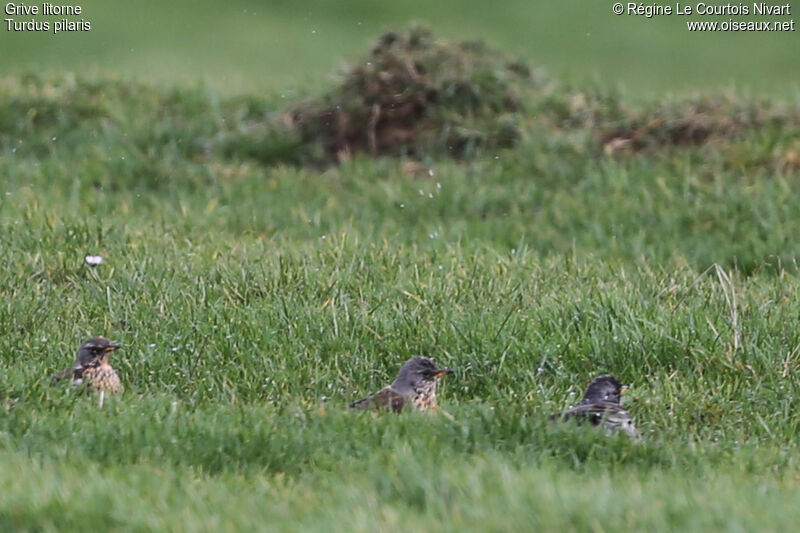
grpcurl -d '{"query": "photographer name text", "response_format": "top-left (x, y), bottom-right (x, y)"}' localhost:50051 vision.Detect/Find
top-left (617, 2), bottom-right (790, 17)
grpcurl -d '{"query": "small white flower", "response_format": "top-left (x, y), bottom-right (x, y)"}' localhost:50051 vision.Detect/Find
top-left (85, 255), bottom-right (104, 266)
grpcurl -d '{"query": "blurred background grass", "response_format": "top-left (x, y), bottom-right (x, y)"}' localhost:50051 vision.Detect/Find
top-left (2, 0), bottom-right (798, 96)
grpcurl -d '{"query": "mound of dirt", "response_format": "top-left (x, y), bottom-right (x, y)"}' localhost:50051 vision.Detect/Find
top-left (290, 24), bottom-right (536, 162)
top-left (596, 95), bottom-right (798, 155)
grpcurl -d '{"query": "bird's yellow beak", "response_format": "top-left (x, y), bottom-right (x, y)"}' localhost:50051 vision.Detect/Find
top-left (620, 385), bottom-right (629, 395)
top-left (434, 369), bottom-right (454, 379)
top-left (104, 343), bottom-right (121, 353)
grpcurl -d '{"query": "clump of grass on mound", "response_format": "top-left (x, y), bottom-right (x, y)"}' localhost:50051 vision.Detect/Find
top-left (595, 94), bottom-right (800, 154)
top-left (2, 37), bottom-right (799, 172)
top-left (290, 24), bottom-right (536, 162)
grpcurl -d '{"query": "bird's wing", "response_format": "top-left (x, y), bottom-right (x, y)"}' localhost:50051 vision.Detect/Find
top-left (349, 387), bottom-right (407, 413)
top-left (550, 402), bottom-right (614, 424)
top-left (52, 355), bottom-right (103, 384)
top-left (550, 402), bottom-right (641, 438)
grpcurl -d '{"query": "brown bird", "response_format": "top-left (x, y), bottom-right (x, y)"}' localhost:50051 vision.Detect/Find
top-left (349, 356), bottom-right (453, 413)
top-left (52, 337), bottom-right (123, 407)
top-left (549, 375), bottom-right (641, 439)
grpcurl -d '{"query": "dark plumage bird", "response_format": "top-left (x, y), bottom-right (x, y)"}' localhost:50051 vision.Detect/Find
top-left (550, 375), bottom-right (640, 438)
top-left (52, 337), bottom-right (123, 407)
top-left (349, 356), bottom-right (453, 413)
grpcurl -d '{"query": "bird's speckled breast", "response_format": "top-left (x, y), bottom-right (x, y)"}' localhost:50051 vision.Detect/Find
top-left (412, 380), bottom-right (439, 411)
top-left (82, 364), bottom-right (123, 393)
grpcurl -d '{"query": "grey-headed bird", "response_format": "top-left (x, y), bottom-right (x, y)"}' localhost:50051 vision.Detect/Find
top-left (350, 356), bottom-right (453, 413)
top-left (52, 337), bottom-right (123, 407)
top-left (550, 375), bottom-right (640, 438)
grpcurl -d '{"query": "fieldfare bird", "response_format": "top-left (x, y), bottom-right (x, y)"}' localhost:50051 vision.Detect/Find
top-left (349, 356), bottom-right (453, 413)
top-left (550, 375), bottom-right (641, 439)
top-left (52, 337), bottom-right (123, 407)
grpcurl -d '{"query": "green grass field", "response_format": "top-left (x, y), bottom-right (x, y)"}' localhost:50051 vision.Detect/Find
top-left (3, 4), bottom-right (800, 531)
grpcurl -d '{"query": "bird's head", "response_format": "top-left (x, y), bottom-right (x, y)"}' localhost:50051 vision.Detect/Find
top-left (76, 337), bottom-right (121, 368)
top-left (392, 356), bottom-right (453, 391)
top-left (581, 375), bottom-right (627, 405)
